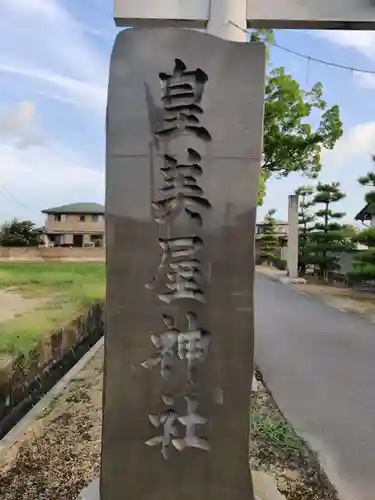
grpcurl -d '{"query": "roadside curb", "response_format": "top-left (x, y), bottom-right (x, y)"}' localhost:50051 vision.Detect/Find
top-left (255, 269), bottom-right (283, 283)
top-left (258, 271), bottom-right (345, 305)
top-left (0, 336), bottom-right (104, 466)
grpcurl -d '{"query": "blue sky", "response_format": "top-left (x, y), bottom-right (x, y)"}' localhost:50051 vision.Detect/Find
top-left (1, 0), bottom-right (375, 225)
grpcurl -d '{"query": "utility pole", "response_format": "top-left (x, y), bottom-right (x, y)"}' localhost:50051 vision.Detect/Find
top-left (287, 194), bottom-right (299, 279)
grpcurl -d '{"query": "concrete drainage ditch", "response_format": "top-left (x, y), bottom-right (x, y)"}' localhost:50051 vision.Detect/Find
top-left (0, 302), bottom-right (104, 439)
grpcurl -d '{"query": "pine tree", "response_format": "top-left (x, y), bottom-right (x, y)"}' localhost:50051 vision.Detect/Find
top-left (259, 209), bottom-right (280, 265)
top-left (306, 182), bottom-right (349, 280)
top-left (349, 158), bottom-right (375, 284)
top-left (295, 185), bottom-right (315, 276)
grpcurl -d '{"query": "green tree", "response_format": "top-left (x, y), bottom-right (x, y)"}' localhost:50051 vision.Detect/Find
top-left (0, 219), bottom-right (42, 247)
top-left (349, 159), bottom-right (375, 284)
top-left (358, 156), bottom-right (375, 209)
top-left (257, 172), bottom-right (266, 206)
top-left (342, 224), bottom-right (358, 239)
top-left (295, 185), bottom-right (315, 275)
top-left (250, 28), bottom-right (275, 60)
top-left (349, 229), bottom-right (375, 283)
top-left (250, 30), bottom-right (343, 205)
top-left (259, 208), bottom-right (280, 264)
top-left (306, 182), bottom-right (350, 280)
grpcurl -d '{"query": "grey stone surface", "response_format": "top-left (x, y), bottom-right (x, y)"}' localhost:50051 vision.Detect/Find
top-left (77, 478), bottom-right (99, 500)
top-left (255, 272), bottom-right (375, 500)
top-left (77, 477), bottom-right (266, 500)
top-left (279, 277), bottom-right (306, 285)
top-left (103, 28), bottom-right (265, 500)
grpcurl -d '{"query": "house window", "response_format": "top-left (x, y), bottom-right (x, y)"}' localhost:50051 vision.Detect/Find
top-left (56, 234), bottom-right (65, 246)
top-left (79, 215), bottom-right (86, 222)
top-left (92, 214), bottom-right (99, 222)
top-left (49, 234), bottom-right (65, 246)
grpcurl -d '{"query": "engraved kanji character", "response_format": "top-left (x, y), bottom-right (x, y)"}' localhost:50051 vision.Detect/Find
top-left (177, 311), bottom-right (211, 383)
top-left (146, 236), bottom-right (205, 303)
top-left (172, 396), bottom-right (210, 452)
top-left (146, 402), bottom-right (179, 460)
top-left (161, 149), bottom-right (203, 179)
top-left (141, 312), bottom-right (211, 382)
top-left (156, 58), bottom-right (211, 142)
top-left (153, 149), bottom-right (211, 226)
top-left (160, 260), bottom-right (205, 303)
top-left (141, 314), bottom-right (178, 380)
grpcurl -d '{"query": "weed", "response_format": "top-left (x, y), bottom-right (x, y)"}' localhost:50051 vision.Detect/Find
top-left (252, 412), bottom-right (303, 453)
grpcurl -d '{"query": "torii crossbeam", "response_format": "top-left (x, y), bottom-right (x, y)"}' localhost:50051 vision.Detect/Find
top-left (114, 0), bottom-right (375, 30)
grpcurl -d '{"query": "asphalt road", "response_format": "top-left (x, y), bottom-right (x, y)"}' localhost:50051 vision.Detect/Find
top-left (254, 273), bottom-right (375, 500)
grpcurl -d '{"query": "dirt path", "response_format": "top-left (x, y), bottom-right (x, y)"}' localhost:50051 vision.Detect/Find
top-left (0, 290), bottom-right (44, 323)
top-left (0, 290), bottom-right (47, 368)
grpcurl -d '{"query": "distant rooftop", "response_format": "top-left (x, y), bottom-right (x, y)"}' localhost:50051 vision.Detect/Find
top-left (42, 202), bottom-right (105, 215)
top-left (354, 203), bottom-right (375, 222)
top-left (257, 219), bottom-right (288, 225)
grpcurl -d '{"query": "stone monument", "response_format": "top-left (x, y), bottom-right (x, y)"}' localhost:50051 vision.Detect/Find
top-left (79, 27), bottom-right (265, 500)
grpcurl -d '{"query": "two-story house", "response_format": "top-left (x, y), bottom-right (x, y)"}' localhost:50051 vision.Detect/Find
top-left (41, 202), bottom-right (105, 247)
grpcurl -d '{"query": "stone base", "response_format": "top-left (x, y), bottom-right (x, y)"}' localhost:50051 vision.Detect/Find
top-left (77, 478), bottom-right (99, 500)
top-left (279, 277), bottom-right (306, 285)
top-left (77, 477), bottom-right (267, 500)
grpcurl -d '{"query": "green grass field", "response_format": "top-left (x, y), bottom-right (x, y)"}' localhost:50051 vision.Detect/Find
top-left (0, 262), bottom-right (105, 356)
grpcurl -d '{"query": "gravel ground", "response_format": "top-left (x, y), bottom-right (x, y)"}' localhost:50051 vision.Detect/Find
top-left (0, 350), bottom-right (339, 500)
top-left (0, 290), bottom-right (44, 324)
top-left (251, 371), bottom-right (339, 500)
top-left (0, 350), bottom-right (103, 500)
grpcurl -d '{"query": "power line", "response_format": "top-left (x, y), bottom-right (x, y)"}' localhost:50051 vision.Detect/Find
top-left (228, 20), bottom-right (375, 76)
top-left (271, 42), bottom-right (375, 75)
top-left (0, 180), bottom-right (30, 211)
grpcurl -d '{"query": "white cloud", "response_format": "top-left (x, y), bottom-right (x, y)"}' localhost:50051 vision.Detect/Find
top-left (322, 122), bottom-right (375, 167)
top-left (316, 31), bottom-right (375, 59)
top-left (263, 123), bottom-right (375, 221)
top-left (0, 0), bottom-right (107, 222)
top-left (353, 71), bottom-right (375, 91)
top-left (0, 101), bottom-right (42, 148)
top-left (0, 62), bottom-right (106, 111)
top-left (0, 141), bottom-right (104, 224)
top-left (1, 0), bottom-right (108, 112)
top-left (310, 31), bottom-right (375, 94)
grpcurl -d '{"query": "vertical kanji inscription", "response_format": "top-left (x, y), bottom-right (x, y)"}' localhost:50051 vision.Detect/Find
top-left (143, 58), bottom-right (213, 458)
